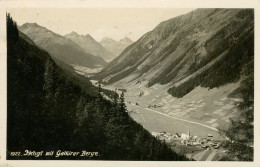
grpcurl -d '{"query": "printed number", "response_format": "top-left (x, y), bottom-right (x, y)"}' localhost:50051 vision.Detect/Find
top-left (10, 152), bottom-right (21, 156)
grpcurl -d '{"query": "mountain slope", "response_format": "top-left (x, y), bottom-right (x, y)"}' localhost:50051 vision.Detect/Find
top-left (19, 23), bottom-right (107, 68)
top-left (65, 32), bottom-right (115, 61)
top-left (94, 9), bottom-right (253, 98)
top-left (7, 14), bottom-right (187, 161)
top-left (100, 37), bottom-right (133, 56)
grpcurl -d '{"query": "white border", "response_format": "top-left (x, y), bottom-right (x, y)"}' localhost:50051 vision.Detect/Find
top-left (0, 0), bottom-right (259, 167)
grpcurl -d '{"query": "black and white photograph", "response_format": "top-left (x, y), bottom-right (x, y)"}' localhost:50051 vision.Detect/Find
top-left (0, 0), bottom-right (259, 166)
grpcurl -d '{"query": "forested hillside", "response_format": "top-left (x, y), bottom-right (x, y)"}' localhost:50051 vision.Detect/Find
top-left (168, 29), bottom-right (253, 98)
top-left (7, 14), bottom-right (187, 161)
top-left (94, 9), bottom-right (254, 98)
top-left (220, 75), bottom-right (254, 161)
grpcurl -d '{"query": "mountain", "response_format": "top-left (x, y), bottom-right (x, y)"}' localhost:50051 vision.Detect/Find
top-left (100, 37), bottom-right (133, 56)
top-left (7, 14), bottom-right (187, 161)
top-left (19, 23), bottom-right (107, 68)
top-left (94, 9), bottom-right (254, 98)
top-left (119, 37), bottom-right (133, 45)
top-left (64, 32), bottom-right (115, 62)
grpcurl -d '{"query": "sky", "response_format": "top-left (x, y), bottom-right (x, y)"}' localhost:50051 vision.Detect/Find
top-left (8, 8), bottom-right (195, 42)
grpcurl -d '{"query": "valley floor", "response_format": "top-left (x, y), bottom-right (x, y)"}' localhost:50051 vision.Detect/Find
top-left (127, 102), bottom-right (220, 139)
top-left (90, 79), bottom-right (242, 160)
top-left (102, 80), bottom-right (241, 135)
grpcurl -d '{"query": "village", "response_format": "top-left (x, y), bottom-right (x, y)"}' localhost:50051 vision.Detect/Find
top-left (151, 130), bottom-right (220, 149)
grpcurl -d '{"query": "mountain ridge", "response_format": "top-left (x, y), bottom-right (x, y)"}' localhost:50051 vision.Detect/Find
top-left (94, 9), bottom-right (254, 98)
top-left (100, 36), bottom-right (133, 56)
top-left (64, 31), bottom-right (115, 61)
top-left (19, 23), bottom-right (107, 68)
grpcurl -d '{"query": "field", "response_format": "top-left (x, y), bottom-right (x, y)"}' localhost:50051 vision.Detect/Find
top-left (97, 78), bottom-right (243, 140)
top-left (127, 103), bottom-right (221, 139)
top-left (94, 78), bottom-right (242, 141)
top-left (112, 77), bottom-right (243, 135)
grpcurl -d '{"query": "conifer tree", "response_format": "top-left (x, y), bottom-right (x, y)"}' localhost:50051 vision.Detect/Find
top-left (119, 91), bottom-right (127, 113)
top-left (97, 81), bottom-right (102, 100)
top-left (219, 76), bottom-right (253, 161)
top-left (7, 13), bottom-right (18, 43)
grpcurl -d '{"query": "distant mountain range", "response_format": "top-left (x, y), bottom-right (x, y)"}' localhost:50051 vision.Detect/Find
top-left (65, 32), bottom-right (115, 62)
top-left (94, 9), bottom-right (254, 98)
top-left (19, 23), bottom-right (107, 68)
top-left (100, 37), bottom-right (133, 56)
